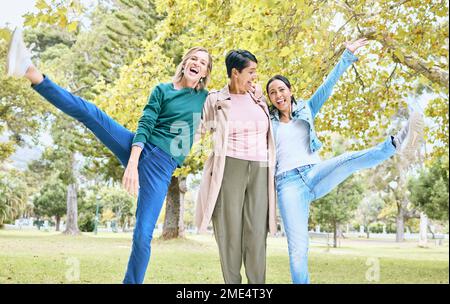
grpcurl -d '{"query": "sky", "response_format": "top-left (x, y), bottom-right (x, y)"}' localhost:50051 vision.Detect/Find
top-left (0, 0), bottom-right (38, 28)
top-left (0, 0), bottom-right (97, 29)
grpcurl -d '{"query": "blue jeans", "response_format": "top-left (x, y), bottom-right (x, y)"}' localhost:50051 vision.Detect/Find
top-left (33, 76), bottom-right (178, 284)
top-left (275, 138), bottom-right (396, 284)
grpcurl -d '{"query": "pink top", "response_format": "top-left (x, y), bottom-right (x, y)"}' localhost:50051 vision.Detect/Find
top-left (226, 93), bottom-right (269, 162)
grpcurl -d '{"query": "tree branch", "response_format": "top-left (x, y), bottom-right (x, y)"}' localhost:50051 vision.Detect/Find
top-left (352, 64), bottom-right (365, 89)
top-left (360, 29), bottom-right (449, 88)
top-left (385, 62), bottom-right (398, 92)
top-left (71, 85), bottom-right (90, 95)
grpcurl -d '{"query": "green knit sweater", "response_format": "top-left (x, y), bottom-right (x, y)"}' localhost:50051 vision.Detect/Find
top-left (132, 83), bottom-right (208, 167)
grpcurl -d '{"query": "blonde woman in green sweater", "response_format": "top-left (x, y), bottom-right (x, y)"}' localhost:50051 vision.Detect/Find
top-left (6, 28), bottom-right (212, 283)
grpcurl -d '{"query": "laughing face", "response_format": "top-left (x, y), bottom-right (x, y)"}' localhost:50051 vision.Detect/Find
top-left (183, 50), bottom-right (210, 83)
top-left (268, 79), bottom-right (292, 113)
top-left (233, 60), bottom-right (258, 93)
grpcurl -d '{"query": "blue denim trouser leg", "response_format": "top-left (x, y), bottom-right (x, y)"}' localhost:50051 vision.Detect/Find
top-left (276, 173), bottom-right (313, 284)
top-left (32, 76), bottom-right (134, 166)
top-left (123, 144), bottom-right (176, 284)
top-left (276, 137), bottom-right (396, 284)
top-left (32, 77), bottom-right (177, 284)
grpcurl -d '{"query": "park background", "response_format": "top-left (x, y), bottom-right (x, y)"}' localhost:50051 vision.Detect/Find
top-left (0, 0), bottom-right (448, 283)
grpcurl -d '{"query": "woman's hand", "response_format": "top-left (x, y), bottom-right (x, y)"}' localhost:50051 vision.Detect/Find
top-left (344, 38), bottom-right (369, 54)
top-left (122, 146), bottom-right (143, 197)
top-left (248, 83), bottom-right (263, 99)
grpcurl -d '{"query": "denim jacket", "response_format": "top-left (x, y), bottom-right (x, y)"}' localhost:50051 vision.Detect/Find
top-left (271, 49), bottom-right (358, 153)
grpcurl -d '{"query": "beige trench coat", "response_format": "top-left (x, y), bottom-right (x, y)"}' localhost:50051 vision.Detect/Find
top-left (194, 85), bottom-right (277, 235)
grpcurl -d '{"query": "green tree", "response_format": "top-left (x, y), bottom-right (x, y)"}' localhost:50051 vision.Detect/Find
top-left (21, 0), bottom-right (449, 240)
top-left (26, 121), bottom-right (82, 235)
top-left (98, 185), bottom-right (135, 230)
top-left (33, 174), bottom-right (66, 231)
top-left (0, 170), bottom-right (28, 227)
top-left (0, 28), bottom-right (47, 163)
top-left (309, 134), bottom-right (365, 247)
top-left (409, 155), bottom-right (449, 221)
top-left (311, 175), bottom-right (364, 247)
top-left (355, 192), bottom-right (385, 238)
top-left (77, 184), bottom-right (135, 232)
top-left (369, 154), bottom-right (421, 242)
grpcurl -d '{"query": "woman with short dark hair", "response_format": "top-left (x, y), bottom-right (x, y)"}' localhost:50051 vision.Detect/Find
top-left (195, 49), bottom-right (277, 284)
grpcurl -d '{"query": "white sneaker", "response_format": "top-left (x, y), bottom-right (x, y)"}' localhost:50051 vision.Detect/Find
top-left (6, 28), bottom-right (32, 78)
top-left (393, 111), bottom-right (425, 160)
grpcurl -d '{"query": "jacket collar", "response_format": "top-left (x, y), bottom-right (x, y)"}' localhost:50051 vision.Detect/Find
top-left (271, 99), bottom-right (305, 121)
top-left (217, 85), bottom-right (231, 101)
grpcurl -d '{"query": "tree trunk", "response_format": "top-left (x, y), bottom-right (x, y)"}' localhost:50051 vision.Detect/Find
top-left (394, 156), bottom-right (410, 243)
top-left (396, 204), bottom-right (404, 242)
top-left (162, 176), bottom-right (181, 240)
top-left (178, 178), bottom-right (187, 238)
top-left (333, 221), bottom-right (338, 248)
top-left (419, 212), bottom-right (428, 246)
top-left (428, 224), bottom-right (436, 239)
top-left (55, 215), bottom-right (60, 232)
top-left (127, 217), bottom-right (131, 232)
top-left (63, 183), bottom-right (80, 235)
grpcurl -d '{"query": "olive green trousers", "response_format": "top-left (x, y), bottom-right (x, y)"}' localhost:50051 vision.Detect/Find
top-left (212, 156), bottom-right (269, 284)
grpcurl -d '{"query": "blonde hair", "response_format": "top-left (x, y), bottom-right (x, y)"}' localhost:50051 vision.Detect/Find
top-left (172, 47), bottom-right (212, 91)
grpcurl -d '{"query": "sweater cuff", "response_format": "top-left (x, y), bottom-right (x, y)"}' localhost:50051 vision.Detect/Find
top-left (31, 74), bottom-right (51, 91)
top-left (132, 134), bottom-right (147, 145)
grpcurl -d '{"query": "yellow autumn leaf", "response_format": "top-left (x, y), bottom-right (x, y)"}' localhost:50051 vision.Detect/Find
top-left (67, 21), bottom-right (78, 32)
top-left (58, 15), bottom-right (68, 28)
top-left (279, 46), bottom-right (291, 57)
top-left (35, 0), bottom-right (50, 10)
top-left (0, 29), bottom-right (11, 41)
top-left (393, 49), bottom-right (405, 62)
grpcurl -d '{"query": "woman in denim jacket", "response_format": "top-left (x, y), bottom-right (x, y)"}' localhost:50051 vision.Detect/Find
top-left (266, 39), bottom-right (424, 284)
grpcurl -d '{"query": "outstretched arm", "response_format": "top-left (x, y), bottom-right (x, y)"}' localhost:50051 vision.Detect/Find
top-left (122, 86), bottom-right (163, 196)
top-left (307, 38), bottom-right (368, 118)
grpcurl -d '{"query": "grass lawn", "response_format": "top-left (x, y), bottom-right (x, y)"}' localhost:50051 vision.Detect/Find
top-left (0, 229), bottom-right (448, 284)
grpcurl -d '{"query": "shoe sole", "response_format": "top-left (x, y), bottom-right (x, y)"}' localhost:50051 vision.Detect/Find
top-left (402, 113), bottom-right (424, 156)
top-left (6, 28), bottom-right (20, 77)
